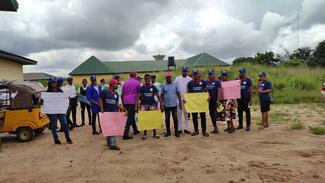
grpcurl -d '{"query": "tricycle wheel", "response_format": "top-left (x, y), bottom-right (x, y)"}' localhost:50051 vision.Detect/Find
top-left (16, 127), bottom-right (34, 142)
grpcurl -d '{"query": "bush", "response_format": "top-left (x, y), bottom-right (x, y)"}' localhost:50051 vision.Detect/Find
top-left (309, 127), bottom-right (325, 135)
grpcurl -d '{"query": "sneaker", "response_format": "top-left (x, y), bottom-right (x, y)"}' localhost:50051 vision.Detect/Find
top-left (224, 128), bottom-right (229, 132)
top-left (175, 133), bottom-right (180, 137)
top-left (142, 135), bottom-right (147, 140)
top-left (109, 145), bottom-right (120, 151)
top-left (122, 136), bottom-right (133, 140)
top-left (245, 126), bottom-right (250, 131)
top-left (228, 128), bottom-right (235, 134)
top-left (191, 131), bottom-right (199, 136)
top-left (153, 135), bottom-right (160, 139)
top-left (178, 130), bottom-right (183, 134)
top-left (164, 132), bottom-right (171, 137)
top-left (92, 131), bottom-right (100, 135)
top-left (54, 140), bottom-right (62, 144)
top-left (202, 132), bottom-right (209, 137)
top-left (236, 126), bottom-right (244, 130)
top-left (75, 124), bottom-right (81, 128)
top-left (133, 131), bottom-right (140, 135)
top-left (66, 138), bottom-right (73, 144)
top-left (211, 129), bottom-right (219, 134)
top-left (184, 130), bottom-right (191, 134)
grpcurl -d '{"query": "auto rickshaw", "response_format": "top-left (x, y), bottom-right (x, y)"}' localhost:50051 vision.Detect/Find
top-left (0, 80), bottom-right (49, 142)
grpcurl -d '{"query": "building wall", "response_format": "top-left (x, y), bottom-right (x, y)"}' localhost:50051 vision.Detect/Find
top-left (0, 58), bottom-right (23, 80)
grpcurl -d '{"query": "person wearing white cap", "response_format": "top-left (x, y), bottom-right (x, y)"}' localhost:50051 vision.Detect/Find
top-left (174, 66), bottom-right (192, 134)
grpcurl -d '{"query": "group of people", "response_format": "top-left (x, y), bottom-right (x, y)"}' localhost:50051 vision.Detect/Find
top-left (45, 66), bottom-right (273, 151)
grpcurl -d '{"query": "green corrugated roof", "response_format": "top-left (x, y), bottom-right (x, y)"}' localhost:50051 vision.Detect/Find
top-left (103, 59), bottom-right (186, 74)
top-left (185, 52), bottom-right (229, 67)
top-left (69, 53), bottom-right (229, 75)
top-left (69, 55), bottom-right (112, 75)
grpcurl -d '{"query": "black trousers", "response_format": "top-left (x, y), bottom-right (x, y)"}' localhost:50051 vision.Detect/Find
top-left (80, 102), bottom-right (91, 125)
top-left (164, 106), bottom-right (178, 134)
top-left (123, 104), bottom-right (138, 137)
top-left (209, 100), bottom-right (217, 126)
top-left (67, 97), bottom-right (78, 127)
top-left (237, 98), bottom-right (251, 127)
top-left (192, 112), bottom-right (206, 133)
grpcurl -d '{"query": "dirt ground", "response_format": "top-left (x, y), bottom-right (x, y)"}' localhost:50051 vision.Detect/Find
top-left (0, 104), bottom-right (324, 183)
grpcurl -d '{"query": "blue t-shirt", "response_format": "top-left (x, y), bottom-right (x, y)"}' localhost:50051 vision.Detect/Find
top-left (187, 80), bottom-right (207, 93)
top-left (139, 84), bottom-right (158, 105)
top-left (239, 77), bottom-right (252, 100)
top-left (258, 80), bottom-right (272, 102)
top-left (206, 79), bottom-right (221, 101)
top-left (100, 89), bottom-right (119, 112)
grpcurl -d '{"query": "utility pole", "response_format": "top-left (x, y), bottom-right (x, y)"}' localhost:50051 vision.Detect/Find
top-left (297, 8), bottom-right (300, 49)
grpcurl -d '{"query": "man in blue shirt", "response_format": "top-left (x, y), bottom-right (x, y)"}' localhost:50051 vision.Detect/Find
top-left (161, 72), bottom-right (182, 137)
top-left (136, 74), bottom-right (162, 139)
top-left (258, 72), bottom-right (272, 129)
top-left (206, 69), bottom-right (221, 134)
top-left (236, 67), bottom-right (253, 131)
top-left (99, 79), bottom-right (126, 150)
top-left (187, 69), bottom-right (209, 137)
top-left (86, 75), bottom-right (102, 135)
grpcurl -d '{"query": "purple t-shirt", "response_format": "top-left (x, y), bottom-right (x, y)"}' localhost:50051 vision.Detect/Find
top-left (122, 78), bottom-right (141, 104)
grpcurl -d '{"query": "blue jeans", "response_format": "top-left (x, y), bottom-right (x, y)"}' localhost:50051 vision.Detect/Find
top-left (47, 114), bottom-right (70, 142)
top-left (106, 136), bottom-right (116, 146)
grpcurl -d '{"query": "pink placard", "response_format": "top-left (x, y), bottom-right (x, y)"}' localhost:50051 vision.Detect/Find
top-left (99, 112), bottom-right (127, 136)
top-left (220, 80), bottom-right (241, 100)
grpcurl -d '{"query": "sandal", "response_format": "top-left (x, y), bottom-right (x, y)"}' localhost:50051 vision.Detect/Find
top-left (142, 135), bottom-right (147, 140)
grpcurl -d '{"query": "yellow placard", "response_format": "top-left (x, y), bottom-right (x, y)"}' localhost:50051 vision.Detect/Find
top-left (138, 110), bottom-right (163, 131)
top-left (184, 93), bottom-right (209, 113)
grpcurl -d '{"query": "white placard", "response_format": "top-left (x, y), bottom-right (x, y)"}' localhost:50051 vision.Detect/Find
top-left (41, 92), bottom-right (69, 114)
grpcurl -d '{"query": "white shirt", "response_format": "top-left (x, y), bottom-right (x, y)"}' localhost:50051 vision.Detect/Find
top-left (174, 75), bottom-right (192, 96)
top-left (63, 84), bottom-right (77, 98)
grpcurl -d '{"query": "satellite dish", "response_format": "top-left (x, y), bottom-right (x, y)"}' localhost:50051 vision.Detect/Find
top-left (153, 54), bottom-right (165, 61)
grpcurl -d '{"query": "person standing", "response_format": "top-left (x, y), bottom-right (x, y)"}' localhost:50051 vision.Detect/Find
top-left (161, 72), bottom-right (182, 137)
top-left (99, 79), bottom-right (126, 150)
top-left (187, 69), bottom-right (209, 137)
top-left (86, 75), bottom-right (102, 135)
top-left (79, 79), bottom-right (91, 126)
top-left (121, 72), bottom-right (141, 140)
top-left (258, 72), bottom-right (272, 129)
top-left (174, 66), bottom-right (192, 134)
top-left (206, 69), bottom-right (221, 134)
top-left (64, 77), bottom-right (79, 128)
top-left (151, 74), bottom-right (161, 109)
top-left (136, 74), bottom-right (162, 139)
top-left (45, 77), bottom-right (73, 145)
top-left (236, 67), bottom-right (253, 131)
top-left (220, 70), bottom-right (237, 133)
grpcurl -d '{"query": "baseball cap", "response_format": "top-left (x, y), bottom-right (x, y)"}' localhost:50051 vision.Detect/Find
top-left (109, 79), bottom-right (118, 86)
top-left (208, 69), bottom-right (215, 75)
top-left (90, 75), bottom-right (96, 81)
top-left (239, 67), bottom-right (246, 73)
top-left (181, 66), bottom-right (189, 72)
top-left (192, 69), bottom-right (200, 75)
top-left (258, 71), bottom-right (266, 77)
top-left (130, 72), bottom-right (137, 77)
top-left (136, 76), bottom-right (143, 80)
top-left (48, 76), bottom-right (57, 83)
top-left (221, 70), bottom-right (228, 76)
top-left (57, 77), bottom-right (64, 83)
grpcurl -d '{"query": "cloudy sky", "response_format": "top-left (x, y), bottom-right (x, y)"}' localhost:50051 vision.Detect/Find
top-left (1, 0), bottom-right (325, 76)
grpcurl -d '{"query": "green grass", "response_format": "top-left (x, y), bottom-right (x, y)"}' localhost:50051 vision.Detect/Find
top-left (309, 126), bottom-right (325, 135)
top-left (288, 119), bottom-right (304, 130)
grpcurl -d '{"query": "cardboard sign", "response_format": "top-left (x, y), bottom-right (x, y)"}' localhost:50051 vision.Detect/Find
top-left (99, 112), bottom-right (127, 136)
top-left (41, 92), bottom-right (69, 114)
top-left (184, 93), bottom-right (209, 113)
top-left (138, 110), bottom-right (162, 131)
top-left (220, 80), bottom-right (241, 100)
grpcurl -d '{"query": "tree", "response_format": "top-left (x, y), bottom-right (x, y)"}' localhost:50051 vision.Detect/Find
top-left (254, 51), bottom-right (280, 65)
top-left (290, 47), bottom-right (312, 60)
top-left (232, 57), bottom-right (255, 65)
top-left (307, 40), bottom-right (325, 67)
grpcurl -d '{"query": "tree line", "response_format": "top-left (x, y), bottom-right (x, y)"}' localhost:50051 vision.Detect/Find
top-left (233, 40), bottom-right (325, 67)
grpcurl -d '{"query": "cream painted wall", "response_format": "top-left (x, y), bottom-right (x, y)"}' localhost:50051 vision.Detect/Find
top-left (0, 58), bottom-right (23, 80)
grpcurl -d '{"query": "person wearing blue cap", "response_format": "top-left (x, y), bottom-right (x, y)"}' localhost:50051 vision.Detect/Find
top-left (206, 69), bottom-right (222, 134)
top-left (174, 66), bottom-right (192, 134)
top-left (86, 75), bottom-right (102, 135)
top-left (258, 72), bottom-right (272, 128)
top-left (236, 67), bottom-right (253, 131)
top-left (78, 78), bottom-right (91, 126)
top-left (187, 69), bottom-right (209, 137)
top-left (220, 70), bottom-right (236, 133)
top-left (45, 77), bottom-right (73, 144)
